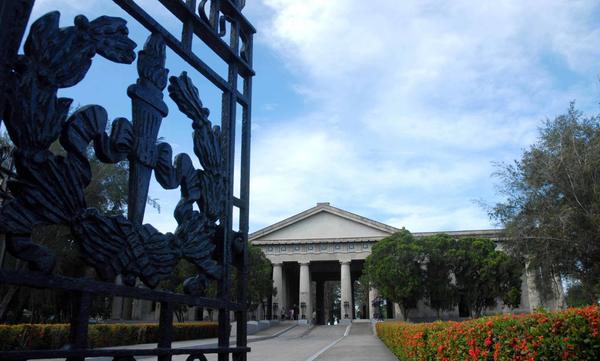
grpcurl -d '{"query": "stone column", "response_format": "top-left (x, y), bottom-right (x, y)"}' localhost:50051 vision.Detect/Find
top-left (281, 267), bottom-right (288, 316)
top-left (299, 262), bottom-right (311, 322)
top-left (368, 287), bottom-right (379, 319)
top-left (340, 261), bottom-right (353, 321)
top-left (272, 262), bottom-right (283, 319)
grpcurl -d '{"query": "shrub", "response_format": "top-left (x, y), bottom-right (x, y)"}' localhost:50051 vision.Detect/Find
top-left (0, 321), bottom-right (218, 351)
top-left (376, 305), bottom-right (600, 360)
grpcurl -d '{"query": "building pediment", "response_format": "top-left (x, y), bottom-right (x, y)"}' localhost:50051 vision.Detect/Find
top-left (250, 203), bottom-right (399, 242)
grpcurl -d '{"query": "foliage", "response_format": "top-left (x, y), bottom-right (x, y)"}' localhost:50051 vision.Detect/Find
top-left (246, 243), bottom-right (275, 308)
top-left (421, 234), bottom-right (458, 318)
top-left (376, 305), bottom-right (600, 361)
top-left (157, 243), bottom-right (274, 321)
top-left (365, 229), bottom-right (425, 320)
top-left (363, 230), bottom-right (522, 320)
top-left (449, 238), bottom-right (523, 317)
top-left (566, 283), bottom-right (598, 308)
top-left (159, 259), bottom-right (199, 322)
top-left (490, 103), bottom-right (600, 302)
top-left (0, 132), bottom-right (14, 193)
top-left (0, 321), bottom-right (218, 350)
top-left (0, 133), bottom-right (129, 322)
top-left (355, 274), bottom-right (371, 318)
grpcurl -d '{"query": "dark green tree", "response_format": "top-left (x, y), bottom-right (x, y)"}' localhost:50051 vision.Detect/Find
top-left (159, 260), bottom-right (199, 322)
top-left (490, 103), bottom-right (600, 302)
top-left (364, 229), bottom-right (425, 321)
top-left (421, 234), bottom-right (457, 319)
top-left (449, 237), bottom-right (522, 317)
top-left (0, 133), bottom-right (130, 322)
top-left (228, 243), bottom-right (274, 320)
top-left (354, 274), bottom-right (370, 319)
top-left (247, 244), bottom-right (275, 318)
top-left (565, 283), bottom-right (597, 307)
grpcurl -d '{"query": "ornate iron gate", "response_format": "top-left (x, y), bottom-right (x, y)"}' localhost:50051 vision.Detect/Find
top-left (0, 0), bottom-right (254, 360)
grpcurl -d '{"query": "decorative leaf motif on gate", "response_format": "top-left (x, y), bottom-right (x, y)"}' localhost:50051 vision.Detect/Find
top-left (0, 11), bottom-right (223, 294)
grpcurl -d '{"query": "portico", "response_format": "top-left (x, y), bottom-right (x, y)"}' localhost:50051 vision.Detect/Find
top-left (250, 202), bottom-right (401, 324)
top-left (251, 202), bottom-right (556, 324)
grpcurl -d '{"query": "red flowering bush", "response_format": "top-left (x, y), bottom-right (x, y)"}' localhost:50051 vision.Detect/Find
top-left (376, 305), bottom-right (600, 360)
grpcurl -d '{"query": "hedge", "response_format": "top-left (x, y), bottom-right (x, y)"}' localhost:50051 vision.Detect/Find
top-left (376, 305), bottom-right (600, 360)
top-left (0, 321), bottom-right (218, 351)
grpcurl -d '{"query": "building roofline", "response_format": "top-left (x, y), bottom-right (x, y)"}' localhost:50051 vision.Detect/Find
top-left (249, 202), bottom-right (400, 241)
top-left (250, 229), bottom-right (506, 245)
top-left (412, 229), bottom-right (505, 238)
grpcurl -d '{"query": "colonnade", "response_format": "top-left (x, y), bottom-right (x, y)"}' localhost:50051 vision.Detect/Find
top-left (272, 260), bottom-right (383, 323)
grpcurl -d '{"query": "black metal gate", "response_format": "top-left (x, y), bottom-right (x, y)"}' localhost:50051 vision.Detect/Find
top-left (0, 0), bottom-right (254, 360)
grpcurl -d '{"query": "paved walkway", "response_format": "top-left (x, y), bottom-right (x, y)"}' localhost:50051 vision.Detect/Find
top-left (43, 320), bottom-right (398, 361)
top-left (313, 321), bottom-right (397, 361)
top-left (198, 324), bottom-right (345, 361)
top-left (199, 320), bottom-right (396, 361)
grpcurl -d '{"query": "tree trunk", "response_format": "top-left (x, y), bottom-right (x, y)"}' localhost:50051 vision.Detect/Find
top-left (175, 309), bottom-right (184, 322)
top-left (401, 305), bottom-right (409, 321)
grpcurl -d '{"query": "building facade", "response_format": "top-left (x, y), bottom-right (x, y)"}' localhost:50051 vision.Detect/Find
top-left (250, 202), bottom-right (565, 324)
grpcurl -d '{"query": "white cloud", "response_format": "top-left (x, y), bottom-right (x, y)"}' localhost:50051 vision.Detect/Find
top-left (383, 205), bottom-right (492, 233)
top-left (27, 0), bottom-right (600, 234)
top-left (32, 0), bottom-right (99, 14)
top-left (248, 0), bottom-right (600, 232)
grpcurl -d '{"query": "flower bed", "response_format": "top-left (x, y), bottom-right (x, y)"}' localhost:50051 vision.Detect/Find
top-left (0, 321), bottom-right (218, 351)
top-left (376, 306), bottom-right (600, 360)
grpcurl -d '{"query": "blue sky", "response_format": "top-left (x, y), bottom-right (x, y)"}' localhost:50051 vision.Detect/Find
top-left (28, 0), bottom-right (600, 233)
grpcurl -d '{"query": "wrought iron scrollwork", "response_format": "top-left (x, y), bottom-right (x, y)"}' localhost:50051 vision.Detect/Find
top-left (198, 0), bottom-right (246, 39)
top-left (0, 0), bottom-right (254, 358)
top-left (1, 11), bottom-right (223, 294)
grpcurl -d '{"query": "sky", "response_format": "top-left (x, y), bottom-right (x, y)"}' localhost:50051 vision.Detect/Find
top-left (26, 0), bottom-right (600, 234)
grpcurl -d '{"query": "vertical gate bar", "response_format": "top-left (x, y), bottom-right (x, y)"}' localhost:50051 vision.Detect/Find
top-left (65, 291), bottom-right (92, 361)
top-left (235, 32), bottom-right (253, 361)
top-left (158, 301), bottom-right (174, 361)
top-left (218, 5), bottom-right (241, 360)
top-left (217, 79), bottom-right (232, 358)
top-left (234, 241), bottom-right (248, 361)
top-left (181, 0), bottom-right (196, 51)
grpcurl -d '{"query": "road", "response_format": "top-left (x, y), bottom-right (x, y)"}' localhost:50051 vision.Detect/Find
top-left (42, 321), bottom-right (396, 361)
top-left (197, 320), bottom-right (397, 361)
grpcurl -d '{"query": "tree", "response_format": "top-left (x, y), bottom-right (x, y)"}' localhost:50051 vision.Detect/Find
top-left (246, 244), bottom-right (275, 317)
top-left (0, 134), bottom-right (130, 322)
top-left (365, 229), bottom-right (425, 321)
top-left (354, 274), bottom-right (370, 319)
top-left (159, 259), bottom-right (198, 322)
top-left (229, 243), bottom-right (274, 320)
top-left (490, 103), bottom-right (600, 303)
top-left (449, 237), bottom-right (522, 317)
top-left (421, 234), bottom-right (457, 319)
top-left (363, 230), bottom-right (522, 320)
top-left (565, 282), bottom-right (597, 307)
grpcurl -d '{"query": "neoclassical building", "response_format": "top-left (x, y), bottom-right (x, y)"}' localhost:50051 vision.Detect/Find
top-left (250, 202), bottom-right (565, 324)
